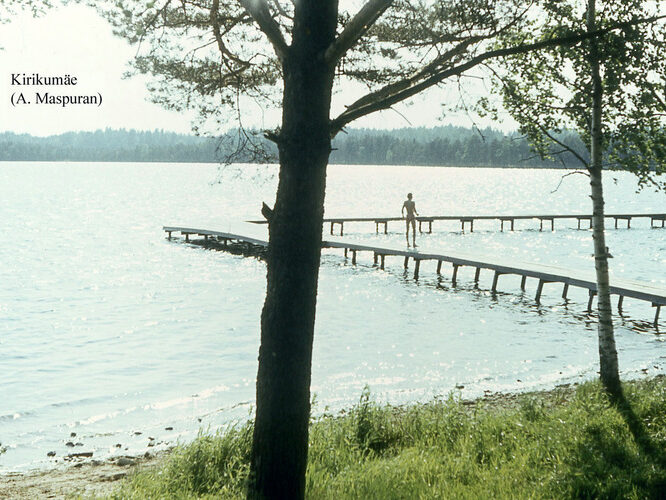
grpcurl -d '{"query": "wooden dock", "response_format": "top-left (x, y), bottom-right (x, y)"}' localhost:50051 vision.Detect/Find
top-left (250, 213), bottom-right (666, 235)
top-left (163, 225), bottom-right (665, 326)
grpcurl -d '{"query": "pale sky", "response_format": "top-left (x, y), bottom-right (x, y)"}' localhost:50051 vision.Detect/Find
top-left (0, 4), bottom-right (513, 137)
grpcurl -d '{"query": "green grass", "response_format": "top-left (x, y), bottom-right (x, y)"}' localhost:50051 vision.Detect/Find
top-left (105, 376), bottom-right (666, 499)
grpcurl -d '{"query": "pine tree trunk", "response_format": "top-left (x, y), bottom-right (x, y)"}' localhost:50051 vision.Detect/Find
top-left (587, 0), bottom-right (622, 398)
top-left (247, 2), bottom-right (338, 498)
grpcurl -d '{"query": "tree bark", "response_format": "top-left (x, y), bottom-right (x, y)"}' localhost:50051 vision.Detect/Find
top-left (247, 1), bottom-right (338, 498)
top-left (587, 0), bottom-right (622, 399)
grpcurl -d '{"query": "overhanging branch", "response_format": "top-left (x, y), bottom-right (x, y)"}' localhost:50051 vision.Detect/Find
top-left (324, 0), bottom-right (394, 65)
top-left (239, 0), bottom-right (289, 62)
top-left (330, 14), bottom-right (666, 135)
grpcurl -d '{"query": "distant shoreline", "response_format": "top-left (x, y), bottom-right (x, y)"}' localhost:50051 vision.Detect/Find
top-left (0, 159), bottom-right (576, 169)
top-left (0, 125), bottom-right (588, 168)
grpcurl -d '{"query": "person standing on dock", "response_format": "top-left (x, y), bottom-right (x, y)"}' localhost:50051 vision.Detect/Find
top-left (402, 192), bottom-right (419, 247)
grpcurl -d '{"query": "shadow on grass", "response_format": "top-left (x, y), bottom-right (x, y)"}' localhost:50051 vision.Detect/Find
top-left (612, 388), bottom-right (666, 469)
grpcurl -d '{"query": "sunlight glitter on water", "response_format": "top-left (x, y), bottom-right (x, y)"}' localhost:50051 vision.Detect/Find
top-left (0, 162), bottom-right (664, 472)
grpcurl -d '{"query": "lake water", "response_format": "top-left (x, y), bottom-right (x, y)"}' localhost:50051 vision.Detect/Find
top-left (1, 162), bottom-right (664, 473)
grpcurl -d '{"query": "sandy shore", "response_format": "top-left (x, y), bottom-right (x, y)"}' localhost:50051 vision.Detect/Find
top-left (0, 452), bottom-right (168, 499)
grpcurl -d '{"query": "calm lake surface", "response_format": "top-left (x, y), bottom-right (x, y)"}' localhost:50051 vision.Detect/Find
top-left (1, 162), bottom-right (664, 473)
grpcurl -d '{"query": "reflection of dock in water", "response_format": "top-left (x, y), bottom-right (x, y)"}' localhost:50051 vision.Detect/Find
top-left (249, 213), bottom-right (666, 235)
top-left (163, 225), bottom-right (665, 327)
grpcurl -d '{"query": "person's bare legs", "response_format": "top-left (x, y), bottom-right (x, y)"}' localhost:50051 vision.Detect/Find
top-left (405, 219), bottom-right (410, 247)
top-left (411, 219), bottom-right (417, 247)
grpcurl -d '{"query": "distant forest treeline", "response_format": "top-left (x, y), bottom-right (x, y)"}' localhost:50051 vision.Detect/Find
top-left (0, 126), bottom-right (589, 168)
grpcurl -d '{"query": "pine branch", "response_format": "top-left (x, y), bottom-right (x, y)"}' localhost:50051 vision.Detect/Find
top-left (239, 0), bottom-right (289, 61)
top-left (330, 14), bottom-right (666, 135)
top-left (324, 0), bottom-right (394, 65)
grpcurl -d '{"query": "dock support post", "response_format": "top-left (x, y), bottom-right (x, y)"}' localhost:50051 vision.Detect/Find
top-left (418, 220), bottom-right (423, 234)
top-left (185, 233), bottom-right (190, 242)
top-left (340, 222), bottom-right (344, 236)
top-left (587, 291), bottom-right (596, 312)
top-left (414, 259), bottom-right (421, 279)
top-left (344, 248), bottom-right (348, 258)
top-left (654, 304), bottom-right (661, 326)
top-left (618, 296), bottom-right (624, 312)
top-left (380, 254), bottom-right (385, 270)
top-left (404, 256), bottom-right (409, 269)
top-left (428, 221), bottom-right (433, 233)
top-left (436, 260), bottom-right (442, 274)
top-left (204, 234), bottom-right (208, 241)
top-left (562, 284), bottom-right (569, 300)
top-left (535, 279), bottom-right (545, 303)
top-left (520, 275), bottom-right (527, 291)
top-left (351, 250), bottom-right (357, 265)
top-left (474, 267), bottom-right (481, 283)
top-left (500, 219), bottom-right (514, 232)
top-left (491, 271), bottom-right (502, 292)
top-left (167, 231), bottom-right (172, 240)
top-left (373, 252), bottom-right (378, 264)
top-left (452, 264), bottom-right (459, 285)
top-left (539, 218), bottom-right (554, 231)
top-left (330, 222), bottom-right (334, 235)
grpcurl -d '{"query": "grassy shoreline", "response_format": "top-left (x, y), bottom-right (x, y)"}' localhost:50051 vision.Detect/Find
top-left (102, 376), bottom-right (665, 499)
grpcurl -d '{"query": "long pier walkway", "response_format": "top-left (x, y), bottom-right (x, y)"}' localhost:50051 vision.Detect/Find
top-left (163, 225), bottom-right (665, 326)
top-left (250, 213), bottom-right (666, 235)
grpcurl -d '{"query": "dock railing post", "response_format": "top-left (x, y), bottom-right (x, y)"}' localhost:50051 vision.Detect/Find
top-left (414, 259), bottom-right (421, 279)
top-left (404, 256), bottom-right (409, 269)
top-left (436, 260), bottom-right (442, 275)
top-left (520, 275), bottom-right (527, 291)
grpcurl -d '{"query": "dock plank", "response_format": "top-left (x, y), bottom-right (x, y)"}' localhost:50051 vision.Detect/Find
top-left (163, 226), bottom-right (665, 323)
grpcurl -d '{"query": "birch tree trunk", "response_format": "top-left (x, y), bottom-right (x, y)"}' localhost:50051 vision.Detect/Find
top-left (587, 0), bottom-right (622, 398)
